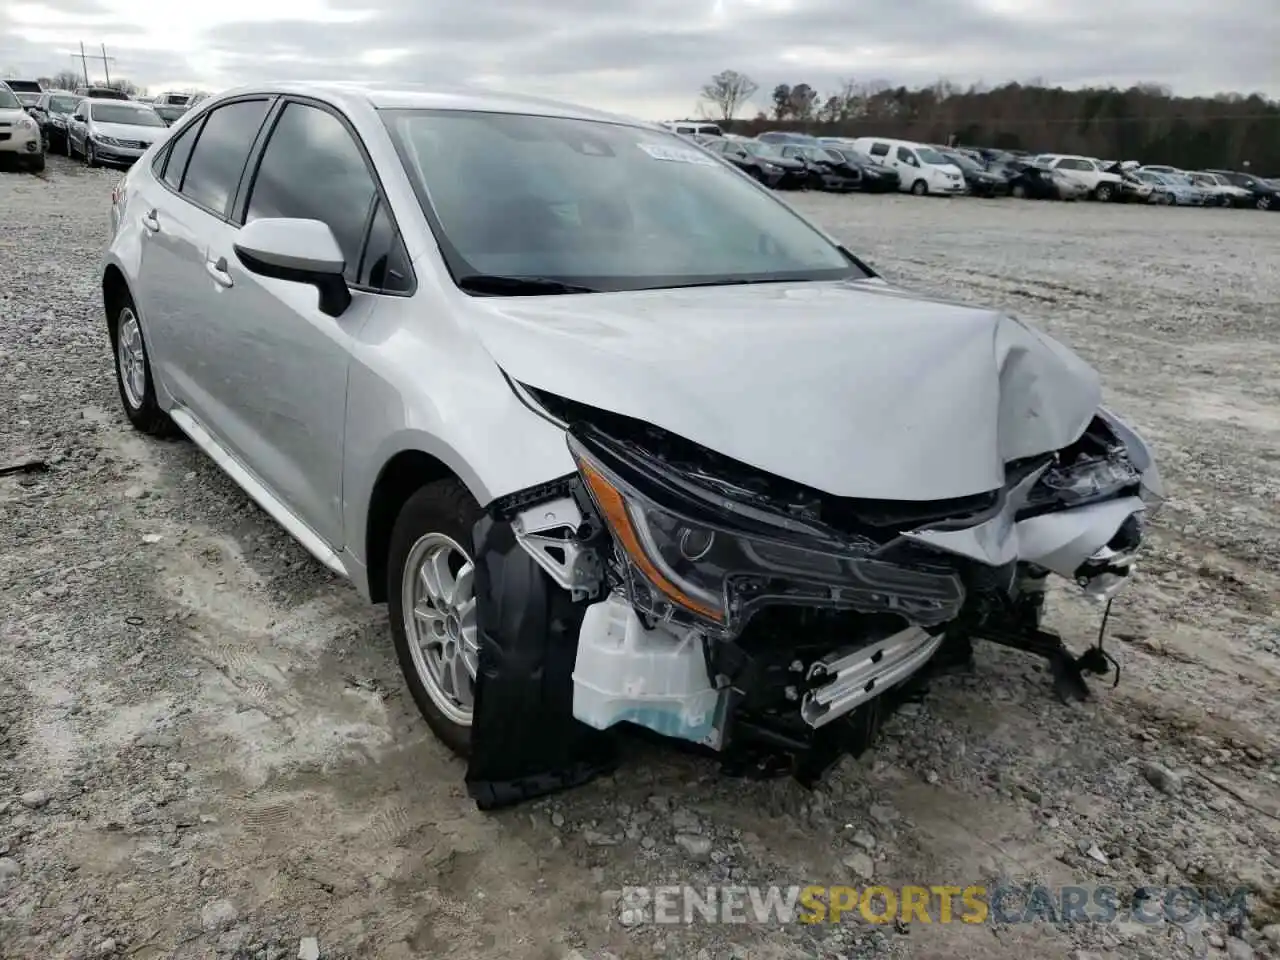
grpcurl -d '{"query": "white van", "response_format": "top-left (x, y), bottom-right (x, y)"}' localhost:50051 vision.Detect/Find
top-left (849, 138), bottom-right (965, 195)
top-left (661, 120), bottom-right (724, 139)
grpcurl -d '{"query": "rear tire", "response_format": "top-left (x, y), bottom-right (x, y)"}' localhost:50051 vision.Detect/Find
top-left (387, 479), bottom-right (487, 759)
top-left (910, 179), bottom-right (928, 196)
top-left (109, 292), bottom-right (174, 436)
top-left (1011, 183), bottom-right (1027, 199)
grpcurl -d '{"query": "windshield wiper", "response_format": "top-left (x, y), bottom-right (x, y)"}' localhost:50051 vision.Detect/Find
top-left (457, 274), bottom-right (597, 296)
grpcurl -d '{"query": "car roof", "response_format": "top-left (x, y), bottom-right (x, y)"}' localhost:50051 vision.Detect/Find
top-left (85, 97), bottom-right (150, 107)
top-left (209, 80), bottom-right (650, 128)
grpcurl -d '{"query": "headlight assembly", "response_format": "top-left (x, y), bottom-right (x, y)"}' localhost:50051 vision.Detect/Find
top-left (567, 431), bottom-right (965, 633)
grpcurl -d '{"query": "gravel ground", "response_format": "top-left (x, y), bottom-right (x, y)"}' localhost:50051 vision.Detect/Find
top-left (2, 156), bottom-right (1279, 960)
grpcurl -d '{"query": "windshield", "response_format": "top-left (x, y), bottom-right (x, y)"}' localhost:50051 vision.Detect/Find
top-left (744, 141), bottom-right (784, 159)
top-left (1136, 171), bottom-right (1162, 184)
top-left (49, 95), bottom-right (79, 114)
top-left (0, 87), bottom-right (19, 109)
top-left (384, 110), bottom-right (865, 293)
top-left (91, 103), bottom-right (165, 126)
top-left (943, 152), bottom-right (980, 172)
top-left (915, 146), bottom-right (950, 165)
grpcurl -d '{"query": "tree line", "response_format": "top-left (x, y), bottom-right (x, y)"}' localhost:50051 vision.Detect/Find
top-left (699, 70), bottom-right (1280, 173)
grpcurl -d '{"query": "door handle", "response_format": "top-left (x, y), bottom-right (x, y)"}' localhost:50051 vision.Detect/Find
top-left (205, 257), bottom-right (233, 288)
top-left (141, 209), bottom-right (159, 232)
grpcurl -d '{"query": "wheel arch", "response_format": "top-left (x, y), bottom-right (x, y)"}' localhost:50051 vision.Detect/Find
top-left (102, 263), bottom-right (132, 340)
top-left (364, 449), bottom-right (470, 604)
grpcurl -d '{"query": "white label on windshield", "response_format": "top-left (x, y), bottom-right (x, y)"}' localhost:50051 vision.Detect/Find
top-left (637, 142), bottom-right (718, 166)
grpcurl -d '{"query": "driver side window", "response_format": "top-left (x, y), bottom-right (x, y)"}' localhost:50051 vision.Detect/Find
top-left (897, 147), bottom-right (918, 166)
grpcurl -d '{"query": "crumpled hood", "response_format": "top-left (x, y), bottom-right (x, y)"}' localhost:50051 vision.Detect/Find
top-left (465, 279), bottom-right (1102, 501)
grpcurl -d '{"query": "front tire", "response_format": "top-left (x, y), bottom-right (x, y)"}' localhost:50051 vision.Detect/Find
top-left (110, 294), bottom-right (174, 436)
top-left (85, 141), bottom-right (98, 168)
top-left (1258, 195), bottom-right (1272, 211)
top-left (910, 179), bottom-right (928, 196)
top-left (1011, 183), bottom-right (1027, 199)
top-left (388, 479), bottom-right (487, 758)
top-left (1094, 183), bottom-right (1113, 202)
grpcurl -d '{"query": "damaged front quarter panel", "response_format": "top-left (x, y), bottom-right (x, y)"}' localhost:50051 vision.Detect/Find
top-left (905, 408), bottom-right (1162, 598)
top-left (463, 389), bottom-right (1164, 809)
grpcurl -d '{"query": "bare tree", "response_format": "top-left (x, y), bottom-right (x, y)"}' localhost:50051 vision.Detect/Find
top-left (699, 70), bottom-right (759, 121)
top-left (50, 70), bottom-right (82, 91)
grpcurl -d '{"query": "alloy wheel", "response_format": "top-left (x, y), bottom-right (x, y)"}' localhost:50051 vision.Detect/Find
top-left (401, 532), bottom-right (479, 726)
top-left (116, 308), bottom-right (147, 410)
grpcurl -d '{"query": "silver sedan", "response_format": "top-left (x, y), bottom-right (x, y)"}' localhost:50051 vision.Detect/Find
top-left (103, 82), bottom-right (1162, 809)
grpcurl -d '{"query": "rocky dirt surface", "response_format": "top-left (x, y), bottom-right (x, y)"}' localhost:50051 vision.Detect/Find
top-left (1, 157), bottom-right (1278, 960)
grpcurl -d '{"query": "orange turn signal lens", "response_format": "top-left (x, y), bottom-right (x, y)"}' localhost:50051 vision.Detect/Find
top-left (576, 455), bottom-right (724, 623)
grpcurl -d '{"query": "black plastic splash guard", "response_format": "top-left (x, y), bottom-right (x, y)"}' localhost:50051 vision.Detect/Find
top-left (464, 514), bottom-right (617, 810)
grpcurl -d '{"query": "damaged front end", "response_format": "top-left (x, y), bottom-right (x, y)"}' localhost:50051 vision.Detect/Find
top-left (464, 391), bottom-right (1162, 810)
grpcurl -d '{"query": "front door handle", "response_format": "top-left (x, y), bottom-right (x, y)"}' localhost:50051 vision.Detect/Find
top-left (141, 209), bottom-right (159, 232)
top-left (205, 257), bottom-right (233, 288)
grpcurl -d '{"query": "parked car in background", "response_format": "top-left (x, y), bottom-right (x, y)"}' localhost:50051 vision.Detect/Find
top-left (74, 85), bottom-right (131, 101)
top-left (757, 131), bottom-right (820, 146)
top-left (849, 138), bottom-right (965, 196)
top-left (1036, 154), bottom-right (1124, 201)
top-left (1102, 163), bottom-right (1156, 203)
top-left (66, 98), bottom-right (167, 167)
top-left (661, 120), bottom-right (723, 138)
top-left (820, 146), bottom-right (901, 193)
top-left (4, 79), bottom-right (45, 108)
top-left (29, 90), bottom-right (81, 153)
top-left (152, 92), bottom-right (195, 125)
top-left (737, 140), bottom-right (811, 189)
top-left (778, 144), bottom-right (861, 192)
top-left (102, 81), bottom-right (1162, 810)
top-left (703, 136), bottom-right (794, 188)
top-left (1138, 164), bottom-right (1183, 177)
top-left (1205, 169), bottom-right (1278, 210)
top-left (999, 161), bottom-right (1066, 200)
top-left (1135, 171), bottom-right (1205, 206)
top-left (0, 83), bottom-right (46, 171)
top-left (1185, 172), bottom-right (1242, 207)
top-left (938, 148), bottom-right (1007, 197)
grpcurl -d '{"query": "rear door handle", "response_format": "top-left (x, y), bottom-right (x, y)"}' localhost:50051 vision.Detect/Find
top-left (141, 210), bottom-right (159, 232)
top-left (205, 257), bottom-right (233, 288)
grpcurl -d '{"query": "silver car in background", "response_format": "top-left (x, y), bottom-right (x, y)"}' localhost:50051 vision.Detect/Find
top-left (67, 98), bottom-right (168, 167)
top-left (103, 82), bottom-right (1162, 810)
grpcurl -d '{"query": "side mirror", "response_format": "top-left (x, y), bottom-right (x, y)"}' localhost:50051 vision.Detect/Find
top-left (233, 217), bottom-right (352, 318)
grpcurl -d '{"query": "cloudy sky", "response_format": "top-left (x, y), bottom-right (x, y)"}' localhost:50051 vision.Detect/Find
top-left (2, 0), bottom-right (1277, 118)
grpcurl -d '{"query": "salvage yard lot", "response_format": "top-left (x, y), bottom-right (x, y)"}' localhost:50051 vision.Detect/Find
top-left (2, 155), bottom-right (1279, 960)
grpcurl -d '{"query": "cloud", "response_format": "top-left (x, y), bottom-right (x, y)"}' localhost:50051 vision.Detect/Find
top-left (2, 0), bottom-right (1276, 113)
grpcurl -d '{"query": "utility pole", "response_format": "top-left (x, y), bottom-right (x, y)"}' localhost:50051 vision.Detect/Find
top-left (69, 42), bottom-right (116, 87)
top-left (73, 42), bottom-right (89, 85)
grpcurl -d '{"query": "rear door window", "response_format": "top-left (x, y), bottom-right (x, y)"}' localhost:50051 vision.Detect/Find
top-left (179, 99), bottom-right (272, 217)
top-left (159, 116), bottom-right (204, 189)
top-left (869, 142), bottom-right (889, 157)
